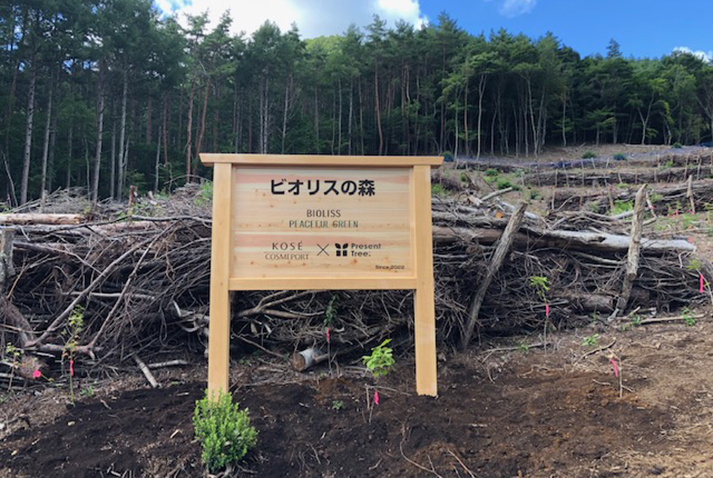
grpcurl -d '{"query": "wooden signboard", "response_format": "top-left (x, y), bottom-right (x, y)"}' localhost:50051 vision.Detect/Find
top-left (200, 154), bottom-right (443, 396)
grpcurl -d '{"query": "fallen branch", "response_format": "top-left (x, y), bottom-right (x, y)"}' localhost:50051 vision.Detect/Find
top-left (134, 355), bottom-right (159, 388)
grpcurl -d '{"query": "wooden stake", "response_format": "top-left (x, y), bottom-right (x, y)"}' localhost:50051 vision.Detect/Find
top-left (413, 165), bottom-right (437, 396)
top-left (207, 164), bottom-right (233, 396)
top-left (461, 201), bottom-right (527, 349)
top-left (617, 184), bottom-right (647, 312)
top-left (134, 355), bottom-right (159, 388)
top-left (686, 174), bottom-right (695, 214)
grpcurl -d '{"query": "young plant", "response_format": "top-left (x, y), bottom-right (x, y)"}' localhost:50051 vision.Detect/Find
top-left (193, 390), bottom-right (257, 473)
top-left (581, 151), bottom-right (597, 159)
top-left (4, 343), bottom-right (23, 389)
top-left (363, 339), bottom-right (395, 378)
top-left (582, 333), bottom-right (600, 347)
top-left (682, 307), bottom-right (696, 327)
top-left (331, 400), bottom-right (344, 411)
top-left (529, 276), bottom-right (551, 346)
top-left (63, 305), bottom-right (85, 403)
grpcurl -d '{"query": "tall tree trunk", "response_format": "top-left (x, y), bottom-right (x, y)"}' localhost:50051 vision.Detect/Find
top-left (20, 58), bottom-right (36, 205)
top-left (91, 62), bottom-right (105, 204)
top-left (117, 69), bottom-right (128, 199)
top-left (154, 126), bottom-right (161, 192)
top-left (194, 79), bottom-right (209, 166)
top-left (162, 95), bottom-right (168, 166)
top-left (110, 104), bottom-right (116, 199)
top-left (66, 120), bottom-right (73, 190)
top-left (374, 61), bottom-right (383, 155)
top-left (476, 75), bottom-right (487, 159)
top-left (185, 80), bottom-right (195, 183)
top-left (47, 96), bottom-right (57, 193)
top-left (348, 77), bottom-right (353, 155)
top-left (145, 96), bottom-right (151, 143)
top-left (337, 77), bottom-right (342, 154)
top-left (281, 76), bottom-right (289, 154)
top-left (40, 79), bottom-right (53, 207)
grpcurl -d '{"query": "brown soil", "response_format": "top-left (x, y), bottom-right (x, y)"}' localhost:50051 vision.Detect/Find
top-left (3, 313), bottom-right (713, 478)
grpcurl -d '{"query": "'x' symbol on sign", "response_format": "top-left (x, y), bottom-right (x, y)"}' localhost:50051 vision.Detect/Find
top-left (317, 243), bottom-right (329, 256)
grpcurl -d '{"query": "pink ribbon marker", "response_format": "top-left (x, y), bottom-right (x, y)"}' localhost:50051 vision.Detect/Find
top-left (32, 369), bottom-right (41, 379)
top-left (609, 358), bottom-right (619, 378)
top-left (326, 327), bottom-right (330, 343)
top-left (545, 303), bottom-right (550, 317)
top-left (374, 390), bottom-right (379, 406)
top-left (701, 274), bottom-right (706, 293)
top-left (69, 360), bottom-right (74, 377)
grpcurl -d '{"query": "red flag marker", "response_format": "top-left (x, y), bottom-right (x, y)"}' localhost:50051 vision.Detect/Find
top-left (609, 358), bottom-right (619, 378)
top-left (69, 359), bottom-right (74, 377)
top-left (326, 327), bottom-right (330, 343)
top-left (374, 390), bottom-right (379, 406)
top-left (545, 303), bottom-right (550, 317)
top-left (701, 274), bottom-right (705, 293)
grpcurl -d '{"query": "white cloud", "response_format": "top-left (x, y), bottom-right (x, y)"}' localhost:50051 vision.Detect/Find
top-left (499, 0), bottom-right (537, 17)
top-left (157, 0), bottom-right (428, 38)
top-left (673, 46), bottom-right (713, 63)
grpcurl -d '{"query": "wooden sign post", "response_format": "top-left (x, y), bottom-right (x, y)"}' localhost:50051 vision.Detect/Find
top-left (200, 154), bottom-right (443, 396)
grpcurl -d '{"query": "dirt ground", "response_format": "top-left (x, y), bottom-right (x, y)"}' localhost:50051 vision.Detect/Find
top-left (3, 145), bottom-right (713, 478)
top-left (2, 308), bottom-right (713, 478)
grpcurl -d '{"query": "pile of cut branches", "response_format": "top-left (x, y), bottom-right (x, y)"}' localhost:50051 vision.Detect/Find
top-left (1, 183), bottom-right (710, 374)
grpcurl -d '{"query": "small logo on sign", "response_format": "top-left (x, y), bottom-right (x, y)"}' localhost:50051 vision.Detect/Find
top-left (317, 243), bottom-right (329, 256)
top-left (335, 243), bottom-right (349, 257)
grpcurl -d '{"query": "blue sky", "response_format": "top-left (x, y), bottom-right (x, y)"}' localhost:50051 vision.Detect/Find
top-left (156, 0), bottom-right (711, 60)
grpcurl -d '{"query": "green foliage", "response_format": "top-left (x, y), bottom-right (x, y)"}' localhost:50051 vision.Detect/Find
top-left (431, 183), bottom-right (447, 196)
top-left (529, 190), bottom-right (540, 200)
top-left (582, 333), bottom-right (601, 347)
top-left (649, 192), bottom-right (663, 203)
top-left (331, 400), bottom-right (344, 411)
top-left (484, 168), bottom-right (499, 178)
top-left (660, 160), bottom-right (675, 170)
top-left (611, 199), bottom-right (634, 216)
top-left (193, 390), bottom-right (258, 472)
top-left (442, 151), bottom-right (454, 162)
top-left (195, 181), bottom-right (214, 207)
top-left (682, 307), bottom-right (696, 326)
top-left (80, 385), bottom-right (95, 398)
top-left (362, 339), bottom-right (395, 378)
top-left (672, 142), bottom-right (683, 149)
top-left (581, 151), bottom-right (597, 159)
top-left (324, 294), bottom-right (338, 326)
top-left (460, 172), bottom-right (469, 183)
top-left (613, 153), bottom-right (627, 161)
top-left (495, 177), bottom-right (513, 190)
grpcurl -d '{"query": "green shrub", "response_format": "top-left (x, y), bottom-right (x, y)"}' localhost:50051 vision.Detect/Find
top-left (659, 160), bottom-right (675, 170)
top-left (195, 181), bottom-right (214, 207)
top-left (613, 153), bottom-right (627, 161)
top-left (193, 390), bottom-right (257, 472)
top-left (496, 178), bottom-right (513, 190)
top-left (581, 151), bottom-right (597, 159)
top-left (460, 172), bottom-right (469, 183)
top-left (611, 199), bottom-right (634, 216)
top-left (431, 183), bottom-right (447, 195)
top-left (442, 151), bottom-right (454, 162)
top-left (672, 142), bottom-right (683, 149)
top-left (363, 339), bottom-right (395, 378)
top-left (484, 168), bottom-right (499, 177)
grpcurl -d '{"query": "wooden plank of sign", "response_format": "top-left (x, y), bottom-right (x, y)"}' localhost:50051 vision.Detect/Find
top-left (201, 153), bottom-right (442, 167)
top-left (230, 166), bottom-right (413, 280)
top-left (229, 277), bottom-right (418, 291)
top-left (413, 165), bottom-right (438, 397)
top-left (207, 163), bottom-right (233, 396)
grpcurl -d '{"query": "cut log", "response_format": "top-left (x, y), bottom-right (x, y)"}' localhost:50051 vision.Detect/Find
top-left (432, 225), bottom-right (695, 254)
top-left (616, 185), bottom-right (647, 312)
top-left (0, 214), bottom-right (82, 225)
top-left (290, 347), bottom-right (329, 372)
top-left (461, 201), bottom-right (527, 348)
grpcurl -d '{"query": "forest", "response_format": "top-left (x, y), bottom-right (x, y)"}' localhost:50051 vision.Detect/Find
top-left (3, 0), bottom-right (713, 205)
